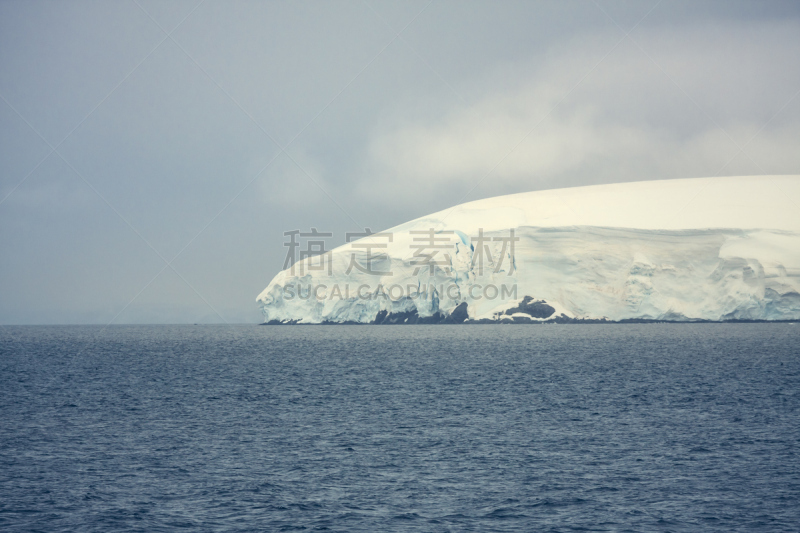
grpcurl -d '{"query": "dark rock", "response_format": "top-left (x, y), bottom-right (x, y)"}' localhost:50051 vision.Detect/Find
top-left (374, 309), bottom-right (389, 324)
top-left (444, 302), bottom-right (469, 324)
top-left (502, 296), bottom-right (555, 319)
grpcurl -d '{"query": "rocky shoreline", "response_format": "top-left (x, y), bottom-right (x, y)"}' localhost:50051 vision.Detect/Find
top-left (260, 296), bottom-right (796, 325)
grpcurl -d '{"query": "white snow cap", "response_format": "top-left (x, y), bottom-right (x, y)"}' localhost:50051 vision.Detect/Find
top-left (258, 176), bottom-right (800, 323)
top-left (390, 175), bottom-right (800, 234)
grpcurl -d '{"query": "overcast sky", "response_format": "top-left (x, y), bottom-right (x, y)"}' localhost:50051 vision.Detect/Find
top-left (1, 0), bottom-right (799, 324)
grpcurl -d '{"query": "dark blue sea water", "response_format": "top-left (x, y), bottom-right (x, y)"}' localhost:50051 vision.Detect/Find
top-left (1, 324), bottom-right (799, 532)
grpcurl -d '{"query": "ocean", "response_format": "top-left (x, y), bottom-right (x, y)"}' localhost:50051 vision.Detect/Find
top-left (1, 324), bottom-right (799, 531)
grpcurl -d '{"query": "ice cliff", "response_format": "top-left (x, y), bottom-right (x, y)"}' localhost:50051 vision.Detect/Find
top-left (257, 176), bottom-right (800, 323)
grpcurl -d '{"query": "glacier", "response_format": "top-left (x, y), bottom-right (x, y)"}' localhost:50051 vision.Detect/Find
top-left (257, 176), bottom-right (800, 323)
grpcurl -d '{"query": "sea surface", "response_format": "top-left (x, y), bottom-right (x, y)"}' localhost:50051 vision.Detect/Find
top-left (1, 324), bottom-right (799, 532)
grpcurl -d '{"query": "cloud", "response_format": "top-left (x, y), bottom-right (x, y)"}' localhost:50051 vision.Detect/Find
top-left (260, 149), bottom-right (334, 208)
top-left (355, 19), bottom-right (800, 206)
top-left (3, 1), bottom-right (800, 323)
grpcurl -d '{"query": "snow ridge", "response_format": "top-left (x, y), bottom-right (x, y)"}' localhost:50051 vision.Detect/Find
top-left (257, 176), bottom-right (800, 323)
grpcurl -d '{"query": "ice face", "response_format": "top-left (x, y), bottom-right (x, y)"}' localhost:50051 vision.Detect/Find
top-left (257, 176), bottom-right (800, 323)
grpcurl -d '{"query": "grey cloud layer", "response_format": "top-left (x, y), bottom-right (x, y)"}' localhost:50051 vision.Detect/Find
top-left (1, 0), bottom-right (798, 323)
top-left (359, 20), bottom-right (800, 205)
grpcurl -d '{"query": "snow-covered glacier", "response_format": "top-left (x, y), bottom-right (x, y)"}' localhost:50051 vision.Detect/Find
top-left (257, 176), bottom-right (800, 323)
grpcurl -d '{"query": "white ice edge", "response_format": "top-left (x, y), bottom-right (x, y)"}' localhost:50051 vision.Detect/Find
top-left (258, 176), bottom-right (800, 323)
